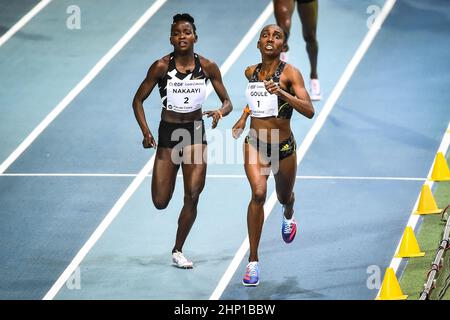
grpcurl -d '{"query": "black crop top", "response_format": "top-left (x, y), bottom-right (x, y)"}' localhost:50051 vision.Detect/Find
top-left (249, 61), bottom-right (293, 119)
top-left (158, 52), bottom-right (208, 109)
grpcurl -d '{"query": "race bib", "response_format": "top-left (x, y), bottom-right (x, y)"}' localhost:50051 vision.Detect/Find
top-left (166, 79), bottom-right (206, 113)
top-left (246, 82), bottom-right (278, 117)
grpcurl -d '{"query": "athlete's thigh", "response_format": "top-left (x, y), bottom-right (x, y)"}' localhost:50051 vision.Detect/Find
top-left (152, 147), bottom-right (180, 200)
top-left (297, 0), bottom-right (318, 33)
top-left (244, 143), bottom-right (270, 194)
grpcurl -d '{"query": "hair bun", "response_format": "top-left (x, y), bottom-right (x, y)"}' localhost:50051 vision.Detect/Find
top-left (172, 13), bottom-right (196, 34)
top-left (173, 13), bottom-right (194, 24)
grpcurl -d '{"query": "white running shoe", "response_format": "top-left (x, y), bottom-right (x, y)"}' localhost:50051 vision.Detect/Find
top-left (172, 250), bottom-right (193, 269)
top-left (309, 79), bottom-right (322, 101)
top-left (280, 52), bottom-right (289, 62)
top-left (242, 261), bottom-right (260, 286)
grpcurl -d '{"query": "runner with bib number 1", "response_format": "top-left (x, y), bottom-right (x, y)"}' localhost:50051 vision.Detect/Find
top-left (232, 24), bottom-right (314, 286)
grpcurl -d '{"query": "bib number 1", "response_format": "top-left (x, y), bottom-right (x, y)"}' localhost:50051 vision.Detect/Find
top-left (246, 82), bottom-right (278, 117)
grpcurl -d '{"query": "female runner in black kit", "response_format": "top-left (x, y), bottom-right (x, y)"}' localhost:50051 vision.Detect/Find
top-left (232, 24), bottom-right (314, 286)
top-left (132, 14), bottom-right (232, 269)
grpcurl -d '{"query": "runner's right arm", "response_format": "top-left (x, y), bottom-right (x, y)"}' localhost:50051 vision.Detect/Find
top-left (132, 58), bottom-right (168, 148)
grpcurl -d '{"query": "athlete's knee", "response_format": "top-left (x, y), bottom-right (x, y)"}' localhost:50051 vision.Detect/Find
top-left (282, 19), bottom-right (292, 32)
top-left (252, 186), bottom-right (267, 205)
top-left (303, 31), bottom-right (317, 44)
top-left (184, 187), bottom-right (203, 206)
top-left (152, 195), bottom-right (170, 210)
top-left (278, 191), bottom-right (295, 206)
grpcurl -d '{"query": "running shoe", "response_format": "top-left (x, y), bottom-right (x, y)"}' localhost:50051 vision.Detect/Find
top-left (309, 79), bottom-right (322, 101)
top-left (242, 261), bottom-right (259, 286)
top-left (282, 212), bottom-right (297, 244)
top-left (172, 250), bottom-right (193, 269)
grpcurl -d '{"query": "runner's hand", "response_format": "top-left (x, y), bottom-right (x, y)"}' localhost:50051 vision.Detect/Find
top-left (202, 110), bottom-right (222, 129)
top-left (264, 79), bottom-right (281, 96)
top-left (142, 132), bottom-right (157, 149)
top-left (232, 118), bottom-right (246, 139)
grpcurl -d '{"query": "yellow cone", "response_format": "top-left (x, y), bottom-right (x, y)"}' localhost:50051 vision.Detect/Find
top-left (376, 268), bottom-right (408, 300)
top-left (394, 227), bottom-right (425, 258)
top-left (431, 152), bottom-right (450, 181)
top-left (413, 184), bottom-right (442, 215)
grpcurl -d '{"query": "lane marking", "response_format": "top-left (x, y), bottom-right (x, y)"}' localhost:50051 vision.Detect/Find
top-left (0, 173), bottom-right (426, 181)
top-left (43, 2), bottom-right (275, 300)
top-left (209, 0), bottom-right (398, 300)
top-left (1, 173), bottom-right (138, 177)
top-left (297, 176), bottom-right (425, 181)
top-left (43, 158), bottom-right (155, 300)
top-left (378, 122), bottom-right (450, 299)
top-left (205, 1), bottom-right (273, 96)
top-left (0, 0), bottom-right (168, 174)
top-left (0, 0), bottom-right (52, 48)
top-left (1, 173), bottom-right (137, 177)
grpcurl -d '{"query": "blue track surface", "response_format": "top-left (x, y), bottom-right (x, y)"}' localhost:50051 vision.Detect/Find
top-left (0, 0), bottom-right (449, 300)
top-left (0, 0), bottom-right (39, 37)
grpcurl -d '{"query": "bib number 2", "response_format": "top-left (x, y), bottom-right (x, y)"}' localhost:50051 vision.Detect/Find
top-left (166, 79), bottom-right (206, 113)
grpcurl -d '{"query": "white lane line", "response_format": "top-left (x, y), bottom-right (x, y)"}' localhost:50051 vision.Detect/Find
top-left (0, 173), bottom-right (426, 181)
top-left (1, 173), bottom-right (137, 177)
top-left (378, 122), bottom-right (450, 299)
top-left (209, 0), bottom-right (397, 300)
top-left (0, 0), bottom-right (52, 48)
top-left (297, 176), bottom-right (425, 181)
top-left (205, 1), bottom-right (273, 96)
top-left (42, 2), bottom-right (274, 300)
top-left (0, 0), bottom-right (168, 174)
top-left (42, 157), bottom-right (155, 300)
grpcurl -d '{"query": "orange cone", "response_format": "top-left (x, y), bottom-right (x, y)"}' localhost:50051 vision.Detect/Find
top-left (413, 184), bottom-right (442, 215)
top-left (430, 152), bottom-right (450, 181)
top-left (394, 227), bottom-right (425, 258)
top-left (376, 268), bottom-right (408, 300)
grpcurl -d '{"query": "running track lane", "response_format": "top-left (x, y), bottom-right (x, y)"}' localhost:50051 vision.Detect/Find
top-left (221, 0), bottom-right (450, 299)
